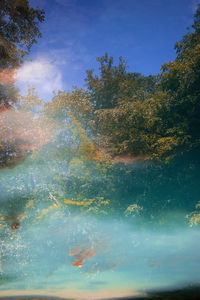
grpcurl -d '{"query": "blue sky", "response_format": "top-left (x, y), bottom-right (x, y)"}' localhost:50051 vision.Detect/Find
top-left (16, 0), bottom-right (199, 101)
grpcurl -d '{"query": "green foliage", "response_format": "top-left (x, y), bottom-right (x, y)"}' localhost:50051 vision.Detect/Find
top-left (0, 0), bottom-right (44, 111)
top-left (0, 0), bottom-right (44, 168)
top-left (0, 0), bottom-right (45, 69)
top-left (83, 5), bottom-right (200, 162)
top-left (156, 4), bottom-right (200, 158)
top-left (85, 53), bottom-right (156, 157)
top-left (44, 88), bottom-right (94, 128)
top-left (85, 52), bottom-right (156, 110)
top-left (85, 53), bottom-right (127, 109)
top-left (0, 82), bottom-right (18, 111)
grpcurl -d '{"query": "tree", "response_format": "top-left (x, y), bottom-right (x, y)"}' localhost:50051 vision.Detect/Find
top-left (44, 89), bottom-right (94, 128)
top-left (0, 0), bottom-right (44, 108)
top-left (0, 0), bottom-right (44, 69)
top-left (85, 53), bottom-right (127, 109)
top-left (85, 53), bottom-right (156, 110)
top-left (85, 4), bottom-right (200, 161)
top-left (0, 0), bottom-right (44, 168)
top-left (152, 4), bottom-right (200, 160)
top-left (85, 53), bottom-right (156, 156)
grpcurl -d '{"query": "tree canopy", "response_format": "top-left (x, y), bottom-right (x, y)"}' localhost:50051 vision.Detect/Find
top-left (0, 0), bottom-right (44, 110)
top-left (0, 0), bottom-right (44, 69)
top-left (82, 5), bottom-right (200, 162)
top-left (0, 0), bottom-right (44, 168)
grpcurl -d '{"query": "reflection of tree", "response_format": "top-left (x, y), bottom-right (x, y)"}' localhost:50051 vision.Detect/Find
top-left (0, 90), bottom-right (112, 230)
top-left (187, 201), bottom-right (200, 227)
top-left (0, 108), bottom-right (54, 169)
top-left (1, 83), bottom-right (200, 230)
top-left (38, 91), bottom-right (112, 218)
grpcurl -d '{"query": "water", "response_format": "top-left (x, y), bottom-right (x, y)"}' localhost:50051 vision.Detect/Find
top-left (1, 144), bottom-right (200, 299)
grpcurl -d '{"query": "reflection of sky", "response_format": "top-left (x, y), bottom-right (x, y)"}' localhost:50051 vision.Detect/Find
top-left (1, 211), bottom-right (200, 299)
top-left (15, 0), bottom-right (197, 101)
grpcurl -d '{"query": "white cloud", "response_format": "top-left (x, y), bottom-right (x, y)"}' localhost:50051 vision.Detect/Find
top-left (16, 58), bottom-right (63, 101)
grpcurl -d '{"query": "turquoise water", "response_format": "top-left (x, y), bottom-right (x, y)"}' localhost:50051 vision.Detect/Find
top-left (1, 148), bottom-right (200, 299)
